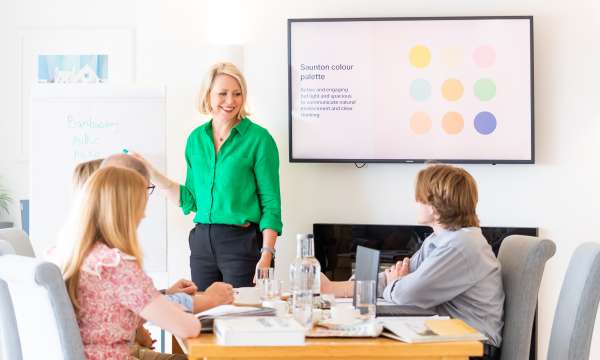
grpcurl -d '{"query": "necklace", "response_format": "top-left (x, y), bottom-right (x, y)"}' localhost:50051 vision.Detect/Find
top-left (214, 119), bottom-right (238, 144)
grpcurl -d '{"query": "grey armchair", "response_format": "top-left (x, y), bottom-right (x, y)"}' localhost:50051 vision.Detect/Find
top-left (0, 254), bottom-right (85, 359)
top-left (498, 235), bottom-right (556, 360)
top-left (0, 239), bottom-right (15, 256)
top-left (0, 278), bottom-right (23, 360)
top-left (548, 242), bottom-right (600, 360)
top-left (0, 228), bottom-right (35, 257)
top-left (0, 240), bottom-right (22, 359)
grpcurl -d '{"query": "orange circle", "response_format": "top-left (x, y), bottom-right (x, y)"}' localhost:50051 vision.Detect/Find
top-left (442, 112), bottom-right (464, 134)
top-left (409, 112), bottom-right (432, 134)
top-left (441, 79), bottom-right (464, 101)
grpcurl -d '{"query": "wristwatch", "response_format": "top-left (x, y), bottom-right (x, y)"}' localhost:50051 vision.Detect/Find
top-left (260, 246), bottom-right (276, 257)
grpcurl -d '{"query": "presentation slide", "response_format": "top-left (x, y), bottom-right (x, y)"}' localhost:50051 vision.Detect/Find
top-left (289, 17), bottom-right (533, 163)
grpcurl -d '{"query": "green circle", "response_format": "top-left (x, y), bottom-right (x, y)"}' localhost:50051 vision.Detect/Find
top-left (474, 79), bottom-right (496, 101)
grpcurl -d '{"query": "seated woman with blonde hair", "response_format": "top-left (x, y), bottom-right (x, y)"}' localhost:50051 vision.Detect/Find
top-left (62, 166), bottom-right (202, 359)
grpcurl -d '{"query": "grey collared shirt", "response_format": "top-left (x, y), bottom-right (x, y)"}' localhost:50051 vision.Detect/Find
top-left (379, 227), bottom-right (504, 347)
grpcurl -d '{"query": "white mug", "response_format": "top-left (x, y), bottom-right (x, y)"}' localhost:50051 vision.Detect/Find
top-left (234, 287), bottom-right (261, 305)
top-left (262, 299), bottom-right (289, 317)
top-left (330, 303), bottom-right (359, 324)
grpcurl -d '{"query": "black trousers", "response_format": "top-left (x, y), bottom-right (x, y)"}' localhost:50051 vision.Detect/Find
top-left (188, 223), bottom-right (262, 290)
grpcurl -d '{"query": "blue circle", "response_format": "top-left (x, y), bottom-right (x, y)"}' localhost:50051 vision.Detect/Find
top-left (474, 111), bottom-right (497, 135)
top-left (410, 79), bottom-right (431, 101)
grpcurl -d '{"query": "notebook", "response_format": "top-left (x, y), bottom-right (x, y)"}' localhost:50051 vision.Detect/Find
top-left (380, 318), bottom-right (487, 343)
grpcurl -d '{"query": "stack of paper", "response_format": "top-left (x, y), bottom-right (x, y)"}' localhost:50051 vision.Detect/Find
top-left (214, 317), bottom-right (305, 346)
top-left (196, 305), bottom-right (276, 331)
top-left (309, 319), bottom-right (383, 338)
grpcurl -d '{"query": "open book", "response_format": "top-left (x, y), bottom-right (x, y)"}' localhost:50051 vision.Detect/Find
top-left (380, 318), bottom-right (487, 343)
top-left (196, 305), bottom-right (276, 331)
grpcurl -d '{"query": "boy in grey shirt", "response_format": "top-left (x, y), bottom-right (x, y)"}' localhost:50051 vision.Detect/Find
top-left (321, 164), bottom-right (504, 360)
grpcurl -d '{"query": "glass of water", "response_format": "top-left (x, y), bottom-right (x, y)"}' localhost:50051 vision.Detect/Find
top-left (354, 279), bottom-right (376, 320)
top-left (267, 279), bottom-right (283, 300)
top-left (256, 267), bottom-right (274, 300)
top-left (292, 289), bottom-right (313, 331)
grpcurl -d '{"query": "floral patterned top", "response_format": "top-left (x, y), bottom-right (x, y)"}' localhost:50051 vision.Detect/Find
top-left (76, 242), bottom-right (160, 360)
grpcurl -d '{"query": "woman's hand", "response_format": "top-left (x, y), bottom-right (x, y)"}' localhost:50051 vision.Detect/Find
top-left (385, 258), bottom-right (410, 284)
top-left (253, 253), bottom-right (273, 283)
top-left (253, 228), bottom-right (277, 283)
top-left (204, 282), bottom-right (234, 306)
top-left (166, 279), bottom-right (198, 295)
top-left (129, 151), bottom-right (181, 206)
top-left (129, 152), bottom-right (158, 179)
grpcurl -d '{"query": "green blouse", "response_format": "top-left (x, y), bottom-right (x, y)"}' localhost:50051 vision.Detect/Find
top-left (179, 117), bottom-right (282, 235)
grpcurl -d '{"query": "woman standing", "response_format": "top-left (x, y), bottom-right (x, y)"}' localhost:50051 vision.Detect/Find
top-left (135, 62), bottom-right (282, 289)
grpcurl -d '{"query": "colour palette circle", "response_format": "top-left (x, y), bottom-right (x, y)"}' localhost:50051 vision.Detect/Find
top-left (441, 48), bottom-right (464, 68)
top-left (441, 79), bottom-right (464, 101)
top-left (474, 78), bottom-right (496, 101)
top-left (473, 45), bottom-right (496, 68)
top-left (474, 111), bottom-right (497, 135)
top-left (409, 45), bottom-right (431, 68)
top-left (442, 112), bottom-right (464, 134)
top-left (410, 79), bottom-right (432, 101)
top-left (409, 112), bottom-right (432, 134)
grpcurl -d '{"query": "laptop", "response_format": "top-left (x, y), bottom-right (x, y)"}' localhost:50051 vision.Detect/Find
top-left (354, 245), bottom-right (437, 317)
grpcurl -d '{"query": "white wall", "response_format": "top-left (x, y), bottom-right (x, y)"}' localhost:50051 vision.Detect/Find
top-left (1, 0), bottom-right (599, 359)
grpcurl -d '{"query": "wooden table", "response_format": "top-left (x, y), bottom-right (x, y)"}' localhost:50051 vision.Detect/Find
top-left (184, 334), bottom-right (483, 360)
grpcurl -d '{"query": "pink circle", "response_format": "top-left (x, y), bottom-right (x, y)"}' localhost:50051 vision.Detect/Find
top-left (473, 46), bottom-right (496, 68)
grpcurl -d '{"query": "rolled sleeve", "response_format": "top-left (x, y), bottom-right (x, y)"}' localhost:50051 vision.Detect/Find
top-left (180, 143), bottom-right (197, 215)
top-left (180, 184), bottom-right (196, 215)
top-left (166, 292), bottom-right (194, 313)
top-left (382, 245), bottom-right (474, 309)
top-left (254, 135), bottom-right (282, 235)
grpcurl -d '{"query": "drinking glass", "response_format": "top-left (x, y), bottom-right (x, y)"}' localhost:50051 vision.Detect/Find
top-left (354, 280), bottom-right (376, 320)
top-left (292, 271), bottom-right (314, 331)
top-left (267, 279), bottom-right (283, 300)
top-left (256, 267), bottom-right (274, 300)
top-left (292, 289), bottom-right (313, 331)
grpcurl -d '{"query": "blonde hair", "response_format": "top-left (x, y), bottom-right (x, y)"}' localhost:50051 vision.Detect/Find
top-left (63, 167), bottom-right (148, 311)
top-left (72, 159), bottom-right (103, 189)
top-left (198, 62), bottom-right (250, 120)
top-left (415, 164), bottom-right (480, 230)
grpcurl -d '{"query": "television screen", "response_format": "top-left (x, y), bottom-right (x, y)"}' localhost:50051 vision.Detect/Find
top-left (288, 16), bottom-right (534, 164)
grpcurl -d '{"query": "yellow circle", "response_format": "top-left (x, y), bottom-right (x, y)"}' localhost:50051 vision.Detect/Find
top-left (409, 45), bottom-right (431, 68)
top-left (409, 112), bottom-right (432, 134)
top-left (441, 79), bottom-right (464, 101)
top-left (442, 112), bottom-right (464, 134)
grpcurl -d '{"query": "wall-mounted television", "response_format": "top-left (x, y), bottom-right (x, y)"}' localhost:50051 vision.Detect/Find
top-left (288, 16), bottom-right (534, 164)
